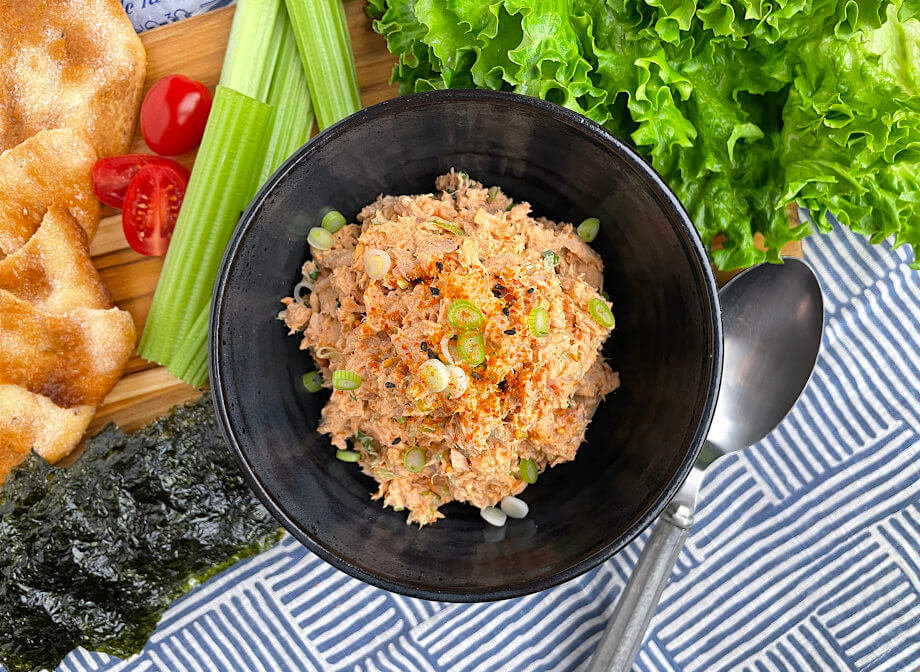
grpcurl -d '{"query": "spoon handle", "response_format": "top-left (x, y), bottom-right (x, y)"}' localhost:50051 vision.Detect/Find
top-left (586, 503), bottom-right (694, 672)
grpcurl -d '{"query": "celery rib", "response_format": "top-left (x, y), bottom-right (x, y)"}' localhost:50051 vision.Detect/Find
top-left (139, 86), bottom-right (272, 366)
top-left (284, 0), bottom-right (361, 129)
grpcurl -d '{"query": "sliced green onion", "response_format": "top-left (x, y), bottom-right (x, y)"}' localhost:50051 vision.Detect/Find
top-left (403, 447), bottom-right (426, 473)
top-left (418, 359), bottom-right (449, 392)
top-left (519, 458), bottom-right (538, 484)
top-left (307, 227), bottom-right (334, 250)
top-left (335, 449), bottom-right (360, 462)
top-left (542, 250), bottom-right (559, 269)
top-left (588, 298), bottom-right (615, 328)
top-left (457, 331), bottom-right (486, 366)
top-left (432, 218), bottom-right (465, 235)
top-left (302, 370), bottom-right (323, 392)
top-left (528, 306), bottom-right (550, 338)
top-left (284, 0), bottom-right (360, 130)
top-left (322, 210), bottom-right (346, 233)
top-left (487, 186), bottom-right (500, 202)
top-left (446, 300), bottom-right (485, 331)
top-left (332, 369), bottom-right (362, 390)
top-left (445, 365), bottom-right (469, 397)
top-left (396, 416), bottom-right (407, 424)
top-left (396, 278), bottom-right (409, 290)
top-left (364, 248), bottom-right (392, 279)
top-left (577, 217), bottom-right (600, 242)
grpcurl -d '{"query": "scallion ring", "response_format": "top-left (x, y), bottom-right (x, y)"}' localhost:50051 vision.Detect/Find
top-left (307, 227), bottom-right (334, 250)
top-left (588, 298), bottom-right (615, 328)
top-left (292, 281), bottom-right (310, 301)
top-left (396, 278), bottom-right (409, 290)
top-left (446, 299), bottom-right (485, 331)
top-left (456, 331), bottom-right (485, 366)
top-left (332, 369), bottom-right (362, 390)
top-left (577, 217), bottom-right (600, 243)
top-left (542, 250), bottom-right (559, 269)
top-left (519, 458), bottom-right (538, 484)
top-left (301, 371), bottom-right (323, 392)
top-left (403, 447), bottom-right (426, 473)
top-left (527, 306), bottom-right (550, 338)
top-left (487, 186), bottom-right (500, 202)
top-left (418, 359), bottom-right (449, 393)
top-left (445, 365), bottom-right (469, 397)
top-left (364, 248), bottom-right (392, 279)
top-left (321, 210), bottom-right (346, 233)
top-left (335, 449), bottom-right (360, 463)
top-left (432, 218), bottom-right (465, 235)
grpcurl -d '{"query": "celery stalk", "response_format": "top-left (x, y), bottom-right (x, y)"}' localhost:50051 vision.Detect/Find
top-left (167, 305), bottom-right (209, 386)
top-left (258, 19), bottom-right (314, 186)
top-left (220, 0), bottom-right (285, 101)
top-left (139, 86), bottom-right (272, 365)
top-left (166, 16), bottom-right (315, 386)
top-left (284, 0), bottom-right (360, 129)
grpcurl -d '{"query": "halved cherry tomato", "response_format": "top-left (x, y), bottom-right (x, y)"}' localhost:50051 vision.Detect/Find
top-left (92, 154), bottom-right (190, 209)
top-left (122, 164), bottom-right (188, 256)
top-left (140, 74), bottom-right (212, 156)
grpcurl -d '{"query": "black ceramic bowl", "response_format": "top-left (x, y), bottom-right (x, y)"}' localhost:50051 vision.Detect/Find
top-left (209, 90), bottom-right (721, 601)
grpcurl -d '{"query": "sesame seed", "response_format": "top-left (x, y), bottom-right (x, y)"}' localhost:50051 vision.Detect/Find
top-left (527, 288), bottom-right (535, 294)
top-left (385, 382), bottom-right (396, 389)
top-left (392, 437), bottom-right (402, 445)
top-left (430, 287), bottom-right (440, 296)
top-left (420, 341), bottom-right (429, 351)
top-left (436, 261), bottom-right (444, 272)
top-left (502, 307), bottom-right (510, 316)
top-left (504, 329), bottom-right (516, 335)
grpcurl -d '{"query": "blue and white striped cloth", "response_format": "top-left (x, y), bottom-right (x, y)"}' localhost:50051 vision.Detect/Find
top-left (36, 6), bottom-right (920, 671)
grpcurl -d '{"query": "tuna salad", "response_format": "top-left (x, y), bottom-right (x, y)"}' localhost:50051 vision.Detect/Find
top-left (279, 171), bottom-right (619, 525)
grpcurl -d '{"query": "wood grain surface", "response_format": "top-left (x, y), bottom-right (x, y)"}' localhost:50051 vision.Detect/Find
top-left (86, 1), bottom-right (799, 438)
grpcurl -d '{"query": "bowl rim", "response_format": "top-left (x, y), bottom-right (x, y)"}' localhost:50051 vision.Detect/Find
top-left (209, 89), bottom-right (723, 602)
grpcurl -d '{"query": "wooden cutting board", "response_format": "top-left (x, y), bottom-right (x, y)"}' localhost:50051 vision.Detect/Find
top-left (86, 2), bottom-right (800, 437)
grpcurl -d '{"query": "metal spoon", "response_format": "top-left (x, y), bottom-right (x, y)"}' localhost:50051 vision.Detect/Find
top-left (587, 257), bottom-right (824, 672)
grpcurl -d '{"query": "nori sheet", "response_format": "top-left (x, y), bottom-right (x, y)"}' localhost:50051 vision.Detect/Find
top-left (0, 394), bottom-right (282, 672)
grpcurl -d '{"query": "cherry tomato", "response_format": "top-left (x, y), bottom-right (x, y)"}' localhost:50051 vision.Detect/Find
top-left (140, 74), bottom-right (212, 156)
top-left (92, 154), bottom-right (190, 209)
top-left (122, 164), bottom-right (188, 256)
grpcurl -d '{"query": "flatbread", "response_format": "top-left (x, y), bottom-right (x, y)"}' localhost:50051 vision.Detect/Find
top-left (0, 129), bottom-right (99, 255)
top-left (0, 0), bottom-right (146, 158)
top-left (0, 207), bottom-right (111, 312)
top-left (0, 385), bottom-right (94, 484)
top-left (0, 290), bottom-right (136, 409)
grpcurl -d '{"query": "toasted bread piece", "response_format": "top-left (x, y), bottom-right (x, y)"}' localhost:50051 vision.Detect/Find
top-left (0, 130), bottom-right (99, 255)
top-left (0, 0), bottom-right (146, 158)
top-left (0, 207), bottom-right (111, 312)
top-left (0, 384), bottom-right (93, 484)
top-left (0, 290), bottom-right (135, 408)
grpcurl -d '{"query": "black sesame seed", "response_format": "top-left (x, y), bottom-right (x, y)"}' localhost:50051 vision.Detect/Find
top-left (430, 287), bottom-right (440, 296)
top-left (527, 288), bottom-right (535, 294)
top-left (504, 329), bottom-right (516, 335)
top-left (392, 437), bottom-right (402, 445)
top-left (420, 341), bottom-right (429, 351)
top-left (385, 381), bottom-right (396, 389)
top-left (436, 261), bottom-right (444, 272)
top-left (498, 380), bottom-right (508, 392)
top-left (492, 284), bottom-right (506, 298)
top-left (502, 307), bottom-right (510, 316)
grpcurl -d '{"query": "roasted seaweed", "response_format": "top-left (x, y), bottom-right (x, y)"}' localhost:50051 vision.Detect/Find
top-left (0, 394), bottom-right (282, 672)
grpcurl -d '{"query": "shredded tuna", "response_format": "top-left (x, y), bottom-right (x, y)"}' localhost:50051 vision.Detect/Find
top-left (279, 171), bottom-right (619, 525)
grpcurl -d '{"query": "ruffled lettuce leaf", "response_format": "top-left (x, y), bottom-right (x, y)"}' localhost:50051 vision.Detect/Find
top-left (371, 0), bottom-right (920, 269)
